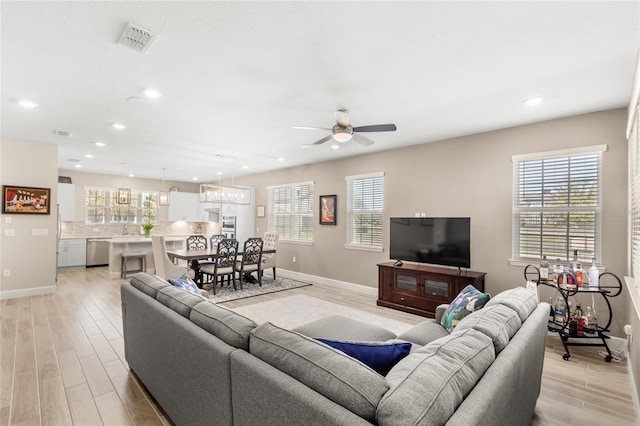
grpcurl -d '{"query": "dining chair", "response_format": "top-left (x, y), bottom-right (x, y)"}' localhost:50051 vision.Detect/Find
top-left (186, 235), bottom-right (209, 284)
top-left (200, 238), bottom-right (238, 294)
top-left (151, 235), bottom-right (189, 281)
top-left (197, 234), bottom-right (226, 285)
top-left (260, 232), bottom-right (279, 279)
top-left (234, 237), bottom-right (263, 290)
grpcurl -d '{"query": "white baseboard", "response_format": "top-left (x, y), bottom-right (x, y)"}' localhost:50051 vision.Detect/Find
top-left (626, 345), bottom-right (640, 426)
top-left (0, 285), bottom-right (57, 300)
top-left (276, 269), bottom-right (378, 296)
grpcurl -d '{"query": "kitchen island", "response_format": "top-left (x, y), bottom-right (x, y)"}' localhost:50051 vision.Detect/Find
top-left (108, 236), bottom-right (186, 279)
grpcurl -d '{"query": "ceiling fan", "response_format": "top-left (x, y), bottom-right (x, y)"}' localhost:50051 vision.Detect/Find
top-left (294, 109), bottom-right (397, 147)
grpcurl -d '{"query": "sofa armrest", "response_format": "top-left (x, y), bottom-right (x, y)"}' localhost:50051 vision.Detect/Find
top-left (435, 304), bottom-right (449, 324)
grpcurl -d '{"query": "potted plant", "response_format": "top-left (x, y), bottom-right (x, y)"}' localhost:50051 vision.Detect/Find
top-left (142, 221), bottom-right (154, 238)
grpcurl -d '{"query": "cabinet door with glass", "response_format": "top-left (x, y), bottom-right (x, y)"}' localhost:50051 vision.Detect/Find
top-left (393, 271), bottom-right (421, 296)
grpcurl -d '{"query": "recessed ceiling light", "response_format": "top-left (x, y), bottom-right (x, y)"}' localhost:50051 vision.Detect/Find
top-left (277, 157), bottom-right (285, 162)
top-left (84, 154), bottom-right (94, 158)
top-left (242, 165), bottom-right (249, 169)
top-left (144, 89), bottom-right (162, 98)
top-left (112, 123), bottom-right (126, 129)
top-left (192, 177), bottom-right (198, 181)
top-left (128, 173), bottom-right (135, 178)
top-left (330, 144), bottom-right (340, 150)
top-left (95, 142), bottom-right (106, 147)
top-left (19, 100), bottom-right (38, 108)
top-left (524, 97), bottom-right (543, 106)
top-left (216, 171), bottom-right (223, 176)
top-left (74, 164), bottom-right (82, 168)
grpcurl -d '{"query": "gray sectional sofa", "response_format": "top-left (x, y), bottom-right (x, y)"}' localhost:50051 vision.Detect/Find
top-left (121, 272), bottom-right (548, 426)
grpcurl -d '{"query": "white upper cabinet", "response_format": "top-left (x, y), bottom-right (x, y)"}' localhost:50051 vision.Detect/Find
top-left (58, 183), bottom-right (75, 221)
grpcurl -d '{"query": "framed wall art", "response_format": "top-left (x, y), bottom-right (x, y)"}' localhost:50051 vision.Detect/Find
top-left (319, 194), bottom-right (337, 225)
top-left (3, 185), bottom-right (51, 215)
top-left (257, 205), bottom-right (265, 218)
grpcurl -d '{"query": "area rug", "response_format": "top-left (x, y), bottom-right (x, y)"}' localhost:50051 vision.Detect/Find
top-left (206, 276), bottom-right (312, 303)
top-left (230, 294), bottom-right (414, 335)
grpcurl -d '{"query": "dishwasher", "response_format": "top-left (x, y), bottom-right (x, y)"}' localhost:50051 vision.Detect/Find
top-left (86, 238), bottom-right (111, 267)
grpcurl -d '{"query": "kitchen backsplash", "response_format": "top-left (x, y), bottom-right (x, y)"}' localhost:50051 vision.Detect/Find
top-left (60, 221), bottom-right (220, 237)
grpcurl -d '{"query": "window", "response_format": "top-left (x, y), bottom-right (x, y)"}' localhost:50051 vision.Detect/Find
top-left (512, 145), bottom-right (606, 263)
top-left (268, 182), bottom-right (313, 242)
top-left (346, 172), bottom-right (384, 250)
top-left (630, 106), bottom-right (640, 280)
top-left (85, 187), bottom-right (157, 225)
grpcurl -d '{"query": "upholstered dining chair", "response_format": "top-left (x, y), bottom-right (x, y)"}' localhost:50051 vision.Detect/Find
top-left (200, 238), bottom-right (238, 294)
top-left (151, 235), bottom-right (189, 281)
top-left (234, 237), bottom-right (263, 290)
top-left (260, 232), bottom-right (279, 279)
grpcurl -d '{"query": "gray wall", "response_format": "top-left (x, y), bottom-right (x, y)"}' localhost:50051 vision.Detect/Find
top-left (235, 109), bottom-right (629, 335)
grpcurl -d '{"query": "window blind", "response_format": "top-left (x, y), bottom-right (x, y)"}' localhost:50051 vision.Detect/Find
top-left (631, 109), bottom-right (640, 279)
top-left (346, 173), bottom-right (384, 248)
top-left (513, 149), bottom-right (603, 262)
top-left (268, 182), bottom-right (313, 242)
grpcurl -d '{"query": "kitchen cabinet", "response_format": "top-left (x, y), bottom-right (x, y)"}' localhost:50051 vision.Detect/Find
top-left (168, 192), bottom-right (199, 221)
top-left (58, 238), bottom-right (87, 268)
top-left (57, 183), bottom-right (75, 221)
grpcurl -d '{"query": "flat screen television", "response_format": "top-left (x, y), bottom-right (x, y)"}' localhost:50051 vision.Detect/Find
top-left (390, 217), bottom-right (471, 268)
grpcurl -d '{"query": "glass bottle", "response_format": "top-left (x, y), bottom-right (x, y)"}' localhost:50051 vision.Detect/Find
top-left (574, 250), bottom-right (583, 287)
top-left (547, 297), bottom-right (554, 322)
top-left (588, 258), bottom-right (599, 289)
top-left (540, 255), bottom-right (549, 281)
top-left (554, 259), bottom-right (563, 284)
top-left (586, 306), bottom-right (597, 332)
top-left (554, 297), bottom-right (566, 324)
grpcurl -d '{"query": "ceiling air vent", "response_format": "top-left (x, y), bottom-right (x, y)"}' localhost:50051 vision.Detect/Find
top-left (53, 129), bottom-right (73, 137)
top-left (118, 23), bottom-right (159, 53)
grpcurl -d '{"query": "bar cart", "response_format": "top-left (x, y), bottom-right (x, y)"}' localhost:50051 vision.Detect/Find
top-left (524, 265), bottom-right (622, 362)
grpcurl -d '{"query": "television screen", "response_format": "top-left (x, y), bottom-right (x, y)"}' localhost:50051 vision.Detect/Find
top-left (390, 217), bottom-right (471, 268)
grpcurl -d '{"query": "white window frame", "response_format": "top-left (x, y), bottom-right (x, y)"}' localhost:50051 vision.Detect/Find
top-left (267, 181), bottom-right (314, 244)
top-left (85, 187), bottom-right (158, 225)
top-left (345, 172), bottom-right (384, 252)
top-left (511, 145), bottom-right (606, 264)
top-left (630, 105), bottom-right (640, 281)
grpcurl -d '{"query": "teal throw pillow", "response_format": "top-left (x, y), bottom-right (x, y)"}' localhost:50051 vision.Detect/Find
top-left (317, 339), bottom-right (412, 376)
top-left (168, 273), bottom-right (200, 296)
top-left (440, 285), bottom-right (490, 332)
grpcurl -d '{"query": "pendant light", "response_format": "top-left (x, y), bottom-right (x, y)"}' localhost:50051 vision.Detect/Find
top-left (116, 163), bottom-right (131, 204)
top-left (158, 168), bottom-right (170, 206)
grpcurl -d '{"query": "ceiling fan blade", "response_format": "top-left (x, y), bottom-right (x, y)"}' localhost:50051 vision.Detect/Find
top-left (353, 124), bottom-right (397, 132)
top-left (335, 109), bottom-right (350, 128)
top-left (352, 133), bottom-right (375, 146)
top-left (311, 135), bottom-right (334, 145)
top-left (292, 126), bottom-right (332, 131)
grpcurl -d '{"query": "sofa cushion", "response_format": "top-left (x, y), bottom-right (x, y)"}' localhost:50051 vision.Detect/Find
top-left (249, 322), bottom-right (389, 422)
top-left (155, 285), bottom-right (205, 318)
top-left (440, 285), bottom-right (491, 332)
top-left (292, 315), bottom-right (397, 341)
top-left (168, 273), bottom-right (200, 295)
top-left (377, 328), bottom-right (495, 426)
top-left (452, 304), bottom-right (522, 354)
top-left (190, 301), bottom-right (257, 350)
top-left (485, 287), bottom-right (538, 322)
top-left (317, 339), bottom-right (412, 376)
top-left (396, 319), bottom-right (449, 346)
top-left (129, 272), bottom-right (170, 298)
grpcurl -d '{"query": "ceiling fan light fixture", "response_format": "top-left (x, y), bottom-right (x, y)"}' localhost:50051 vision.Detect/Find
top-left (332, 128), bottom-right (353, 143)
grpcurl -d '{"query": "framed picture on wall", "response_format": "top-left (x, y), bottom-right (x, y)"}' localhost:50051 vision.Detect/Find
top-left (2, 185), bottom-right (51, 215)
top-left (319, 194), bottom-right (337, 225)
top-left (257, 205), bottom-right (265, 218)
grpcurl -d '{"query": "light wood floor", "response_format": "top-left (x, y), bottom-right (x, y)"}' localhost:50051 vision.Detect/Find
top-left (0, 267), bottom-right (637, 425)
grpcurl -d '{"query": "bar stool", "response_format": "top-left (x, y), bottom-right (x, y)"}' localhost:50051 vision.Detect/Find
top-left (121, 251), bottom-right (147, 278)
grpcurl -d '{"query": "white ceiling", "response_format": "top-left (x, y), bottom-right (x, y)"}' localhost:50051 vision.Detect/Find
top-left (2, 1), bottom-right (639, 183)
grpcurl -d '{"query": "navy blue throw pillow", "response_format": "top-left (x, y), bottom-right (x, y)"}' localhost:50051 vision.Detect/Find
top-left (317, 339), bottom-right (412, 376)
